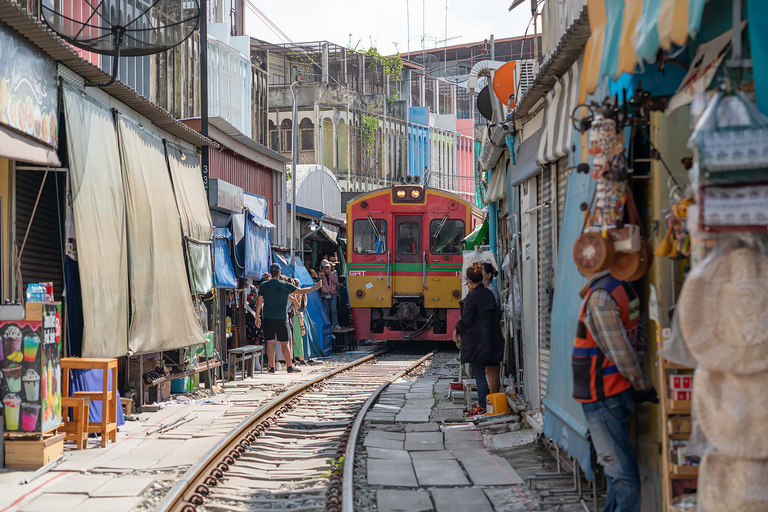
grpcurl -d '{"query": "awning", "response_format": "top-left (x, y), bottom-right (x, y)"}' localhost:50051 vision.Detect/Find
top-left (462, 217), bottom-right (489, 250)
top-left (320, 223), bottom-right (339, 243)
top-left (483, 166), bottom-right (507, 205)
top-left (537, 59), bottom-right (581, 165)
top-left (580, 0), bottom-right (706, 102)
top-left (251, 213), bottom-right (275, 229)
top-left (0, 124), bottom-right (60, 167)
top-left (214, 228), bottom-right (237, 289)
top-left (232, 211), bottom-right (272, 279)
top-left (509, 129), bottom-right (543, 187)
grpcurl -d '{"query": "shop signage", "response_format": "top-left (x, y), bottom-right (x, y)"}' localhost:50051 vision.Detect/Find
top-left (0, 22), bottom-right (58, 148)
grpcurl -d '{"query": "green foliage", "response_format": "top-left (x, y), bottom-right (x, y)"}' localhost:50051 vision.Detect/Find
top-left (361, 114), bottom-right (379, 151)
top-left (322, 456), bottom-right (345, 478)
top-left (364, 47), bottom-right (403, 82)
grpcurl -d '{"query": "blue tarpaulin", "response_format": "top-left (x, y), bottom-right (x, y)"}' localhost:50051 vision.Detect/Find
top-left (214, 228), bottom-right (237, 289)
top-left (69, 369), bottom-right (125, 427)
top-left (272, 251), bottom-right (332, 356)
top-left (231, 212), bottom-right (272, 280)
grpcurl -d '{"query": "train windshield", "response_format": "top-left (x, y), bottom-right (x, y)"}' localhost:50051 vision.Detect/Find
top-left (430, 219), bottom-right (464, 254)
top-left (353, 218), bottom-right (387, 254)
top-left (397, 222), bottom-right (421, 254)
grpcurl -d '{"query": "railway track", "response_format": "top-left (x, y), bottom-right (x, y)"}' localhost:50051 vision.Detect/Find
top-left (155, 348), bottom-right (437, 512)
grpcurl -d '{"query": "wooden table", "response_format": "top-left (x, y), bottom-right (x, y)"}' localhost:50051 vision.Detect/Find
top-left (61, 357), bottom-right (118, 448)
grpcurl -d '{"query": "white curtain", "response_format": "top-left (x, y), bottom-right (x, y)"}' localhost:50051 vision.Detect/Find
top-left (63, 89), bottom-right (129, 357)
top-left (117, 116), bottom-right (205, 354)
top-left (166, 144), bottom-right (214, 294)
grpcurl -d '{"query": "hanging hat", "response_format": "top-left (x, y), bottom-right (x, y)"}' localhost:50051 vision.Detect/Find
top-left (698, 453), bottom-right (768, 512)
top-left (678, 246), bottom-right (768, 373)
top-left (693, 367), bottom-right (768, 459)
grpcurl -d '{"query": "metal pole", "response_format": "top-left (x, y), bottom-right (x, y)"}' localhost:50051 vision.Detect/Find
top-left (200, 0), bottom-right (209, 194)
top-left (490, 34), bottom-right (495, 60)
top-left (290, 81), bottom-right (299, 262)
top-left (531, 0), bottom-right (539, 64)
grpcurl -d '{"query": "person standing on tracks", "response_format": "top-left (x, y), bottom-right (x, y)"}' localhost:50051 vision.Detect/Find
top-left (453, 263), bottom-right (500, 416)
top-left (320, 260), bottom-right (341, 331)
top-left (255, 264), bottom-right (321, 373)
top-left (482, 263), bottom-right (504, 395)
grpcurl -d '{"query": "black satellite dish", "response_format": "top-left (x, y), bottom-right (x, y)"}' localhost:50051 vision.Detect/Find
top-left (477, 85), bottom-right (493, 121)
top-left (42, 0), bottom-right (200, 87)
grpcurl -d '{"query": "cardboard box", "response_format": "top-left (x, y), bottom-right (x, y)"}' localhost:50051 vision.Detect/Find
top-left (671, 390), bottom-right (692, 401)
top-left (668, 417), bottom-right (692, 435)
top-left (4, 432), bottom-right (65, 469)
top-left (669, 375), bottom-right (693, 391)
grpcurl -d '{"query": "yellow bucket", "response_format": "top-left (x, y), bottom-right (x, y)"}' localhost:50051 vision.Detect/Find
top-left (486, 393), bottom-right (510, 416)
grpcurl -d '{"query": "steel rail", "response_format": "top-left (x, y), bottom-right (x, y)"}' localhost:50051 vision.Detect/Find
top-left (155, 348), bottom-right (389, 512)
top-left (341, 349), bottom-right (438, 512)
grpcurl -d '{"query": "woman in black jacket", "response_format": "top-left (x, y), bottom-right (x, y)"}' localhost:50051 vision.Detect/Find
top-left (453, 263), bottom-right (500, 416)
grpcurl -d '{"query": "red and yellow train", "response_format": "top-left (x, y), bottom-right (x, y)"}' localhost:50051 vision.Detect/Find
top-left (346, 179), bottom-right (483, 341)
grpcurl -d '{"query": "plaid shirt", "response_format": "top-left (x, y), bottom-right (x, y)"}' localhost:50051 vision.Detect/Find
top-left (582, 273), bottom-right (653, 392)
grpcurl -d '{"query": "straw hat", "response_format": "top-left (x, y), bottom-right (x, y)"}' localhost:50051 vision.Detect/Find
top-left (693, 367), bottom-right (768, 459)
top-left (698, 453), bottom-right (768, 512)
top-left (678, 246), bottom-right (768, 373)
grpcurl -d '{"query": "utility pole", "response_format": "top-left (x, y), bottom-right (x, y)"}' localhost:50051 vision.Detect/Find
top-left (532, 0), bottom-right (539, 65)
top-left (290, 80), bottom-right (299, 263)
top-left (490, 34), bottom-right (495, 61)
top-left (200, 0), bottom-right (209, 194)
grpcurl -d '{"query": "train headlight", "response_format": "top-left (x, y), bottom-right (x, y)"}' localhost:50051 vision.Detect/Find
top-left (411, 189), bottom-right (421, 199)
top-left (396, 189), bottom-right (406, 199)
top-left (356, 290), bottom-right (365, 298)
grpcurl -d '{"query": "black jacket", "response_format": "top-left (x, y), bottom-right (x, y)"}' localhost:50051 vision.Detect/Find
top-left (455, 285), bottom-right (502, 365)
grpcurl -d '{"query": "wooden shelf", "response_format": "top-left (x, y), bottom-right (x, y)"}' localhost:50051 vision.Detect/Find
top-left (669, 433), bottom-right (691, 441)
top-left (665, 400), bottom-right (691, 415)
top-left (144, 360), bottom-right (222, 387)
top-left (662, 360), bottom-right (694, 370)
top-left (670, 463), bottom-right (699, 478)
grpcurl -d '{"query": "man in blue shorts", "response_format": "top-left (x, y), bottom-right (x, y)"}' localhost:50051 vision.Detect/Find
top-left (255, 263), bottom-right (321, 373)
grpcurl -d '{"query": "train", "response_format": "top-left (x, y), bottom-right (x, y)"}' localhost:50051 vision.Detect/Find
top-left (346, 177), bottom-right (483, 342)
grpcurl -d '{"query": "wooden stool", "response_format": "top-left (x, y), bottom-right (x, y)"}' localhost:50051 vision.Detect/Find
top-left (120, 397), bottom-right (133, 417)
top-left (61, 397), bottom-right (90, 450)
top-left (62, 358), bottom-right (119, 448)
top-left (227, 345), bottom-right (264, 381)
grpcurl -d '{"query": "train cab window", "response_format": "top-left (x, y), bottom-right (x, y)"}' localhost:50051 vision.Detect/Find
top-left (353, 218), bottom-right (387, 254)
top-left (397, 222), bottom-right (420, 254)
top-left (430, 218), bottom-right (464, 254)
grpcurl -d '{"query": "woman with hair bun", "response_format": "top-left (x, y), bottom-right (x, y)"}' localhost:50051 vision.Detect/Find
top-left (453, 262), bottom-right (500, 416)
top-left (482, 262), bottom-right (504, 394)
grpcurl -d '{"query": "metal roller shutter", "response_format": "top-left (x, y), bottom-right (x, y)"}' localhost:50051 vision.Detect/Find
top-left (15, 170), bottom-right (66, 301)
top-left (556, 157), bottom-right (569, 238)
top-left (537, 166), bottom-right (553, 404)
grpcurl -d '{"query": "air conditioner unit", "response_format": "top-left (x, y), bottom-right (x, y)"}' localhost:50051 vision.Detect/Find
top-left (514, 59), bottom-right (536, 101)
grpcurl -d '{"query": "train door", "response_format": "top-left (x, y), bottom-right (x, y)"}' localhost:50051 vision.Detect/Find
top-left (424, 215), bottom-right (464, 309)
top-left (392, 215), bottom-right (424, 297)
top-left (349, 216), bottom-right (391, 308)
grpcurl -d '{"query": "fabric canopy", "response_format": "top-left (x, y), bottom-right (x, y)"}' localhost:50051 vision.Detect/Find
top-left (537, 59), bottom-right (582, 165)
top-left (244, 211), bottom-right (272, 279)
top-left (0, 124), bottom-right (60, 167)
top-left (63, 89), bottom-right (129, 358)
top-left (214, 228), bottom-right (237, 289)
top-left (321, 223), bottom-right (339, 243)
top-left (483, 166), bottom-right (507, 204)
top-left (117, 116), bottom-right (205, 355)
top-left (166, 144), bottom-right (214, 294)
top-left (509, 130), bottom-right (543, 187)
top-left (580, 0), bottom-right (706, 101)
top-left (462, 217), bottom-right (489, 250)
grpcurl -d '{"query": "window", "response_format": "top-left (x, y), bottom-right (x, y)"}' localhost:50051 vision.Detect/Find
top-left (300, 118), bottom-right (314, 151)
top-left (430, 218), bottom-right (464, 254)
top-left (398, 222), bottom-right (420, 255)
top-left (353, 218), bottom-right (387, 254)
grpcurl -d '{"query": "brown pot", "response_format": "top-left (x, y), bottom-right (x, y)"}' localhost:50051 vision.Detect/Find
top-left (574, 231), bottom-right (615, 277)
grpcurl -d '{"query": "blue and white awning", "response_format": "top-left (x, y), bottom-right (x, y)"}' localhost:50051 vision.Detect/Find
top-left (537, 59), bottom-right (581, 166)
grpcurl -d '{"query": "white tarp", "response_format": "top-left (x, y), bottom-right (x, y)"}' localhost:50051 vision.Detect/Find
top-left (63, 89), bottom-right (129, 357)
top-left (166, 144), bottom-right (214, 294)
top-left (117, 116), bottom-right (205, 354)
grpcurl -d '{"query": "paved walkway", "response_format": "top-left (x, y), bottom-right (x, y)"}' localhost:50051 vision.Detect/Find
top-left (0, 351), bottom-right (372, 512)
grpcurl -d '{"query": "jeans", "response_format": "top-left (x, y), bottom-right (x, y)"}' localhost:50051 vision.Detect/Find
top-left (323, 294), bottom-right (339, 327)
top-left (470, 362), bottom-right (490, 408)
top-left (582, 391), bottom-right (641, 512)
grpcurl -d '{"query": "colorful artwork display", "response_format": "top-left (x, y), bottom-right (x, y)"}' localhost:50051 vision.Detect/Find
top-left (0, 304), bottom-right (62, 434)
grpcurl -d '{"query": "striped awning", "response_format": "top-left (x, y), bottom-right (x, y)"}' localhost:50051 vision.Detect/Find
top-left (580, 0), bottom-right (706, 102)
top-left (537, 59), bottom-right (581, 166)
top-left (483, 166), bottom-right (507, 205)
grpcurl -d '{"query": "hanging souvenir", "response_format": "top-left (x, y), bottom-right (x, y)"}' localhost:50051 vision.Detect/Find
top-left (608, 191), bottom-right (652, 281)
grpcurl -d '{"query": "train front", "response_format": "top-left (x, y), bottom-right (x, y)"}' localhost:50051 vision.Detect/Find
top-left (346, 181), bottom-right (471, 342)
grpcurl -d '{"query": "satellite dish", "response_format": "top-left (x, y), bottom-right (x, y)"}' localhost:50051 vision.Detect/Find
top-left (477, 86), bottom-right (493, 121)
top-left (42, 0), bottom-right (200, 87)
top-left (492, 61), bottom-right (516, 108)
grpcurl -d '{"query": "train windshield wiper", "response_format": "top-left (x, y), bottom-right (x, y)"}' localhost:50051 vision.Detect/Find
top-left (432, 215), bottom-right (449, 241)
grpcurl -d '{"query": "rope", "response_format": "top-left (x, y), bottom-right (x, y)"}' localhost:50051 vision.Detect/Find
top-left (15, 168), bottom-right (49, 304)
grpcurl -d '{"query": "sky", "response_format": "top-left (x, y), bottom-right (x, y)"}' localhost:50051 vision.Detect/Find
top-left (245, 0), bottom-right (534, 56)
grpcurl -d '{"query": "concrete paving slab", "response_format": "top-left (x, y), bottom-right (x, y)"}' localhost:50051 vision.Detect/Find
top-left (366, 431), bottom-right (406, 441)
top-left (364, 436), bottom-right (405, 450)
top-left (431, 488), bottom-right (493, 512)
top-left (461, 455), bottom-right (525, 485)
top-left (89, 475), bottom-right (155, 497)
top-left (445, 438), bottom-right (485, 451)
top-left (76, 497), bottom-right (144, 512)
top-left (395, 412), bottom-right (431, 423)
top-left (490, 430), bottom-right (537, 450)
top-left (413, 459), bottom-right (469, 486)
top-left (367, 448), bottom-right (411, 460)
top-left (150, 436), bottom-right (219, 469)
top-left (405, 432), bottom-right (444, 451)
top-left (377, 490), bottom-right (434, 512)
top-left (409, 450), bottom-right (456, 461)
top-left (44, 474), bottom-right (111, 494)
top-left (19, 494), bottom-right (87, 512)
top-left (405, 422), bottom-right (439, 432)
top-left (444, 429), bottom-right (481, 442)
top-left (367, 459), bottom-right (418, 487)
top-left (451, 449), bottom-right (494, 461)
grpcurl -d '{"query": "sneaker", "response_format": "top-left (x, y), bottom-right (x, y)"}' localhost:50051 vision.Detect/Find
top-left (287, 366), bottom-right (301, 373)
top-left (466, 406), bottom-right (486, 417)
top-left (267, 367), bottom-right (276, 373)
top-left (299, 360), bottom-right (309, 366)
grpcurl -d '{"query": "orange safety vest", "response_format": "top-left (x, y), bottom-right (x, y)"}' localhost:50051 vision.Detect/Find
top-left (572, 275), bottom-right (640, 403)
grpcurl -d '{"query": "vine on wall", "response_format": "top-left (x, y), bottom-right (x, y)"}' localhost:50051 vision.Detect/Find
top-left (363, 47), bottom-right (403, 82)
top-left (361, 114), bottom-right (379, 151)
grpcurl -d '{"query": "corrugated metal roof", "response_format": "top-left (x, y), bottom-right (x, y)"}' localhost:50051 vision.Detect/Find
top-left (0, 0), bottom-right (215, 149)
top-left (514, 7), bottom-right (591, 118)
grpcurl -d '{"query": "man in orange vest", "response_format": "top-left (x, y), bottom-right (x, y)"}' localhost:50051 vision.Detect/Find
top-left (572, 271), bottom-right (657, 512)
